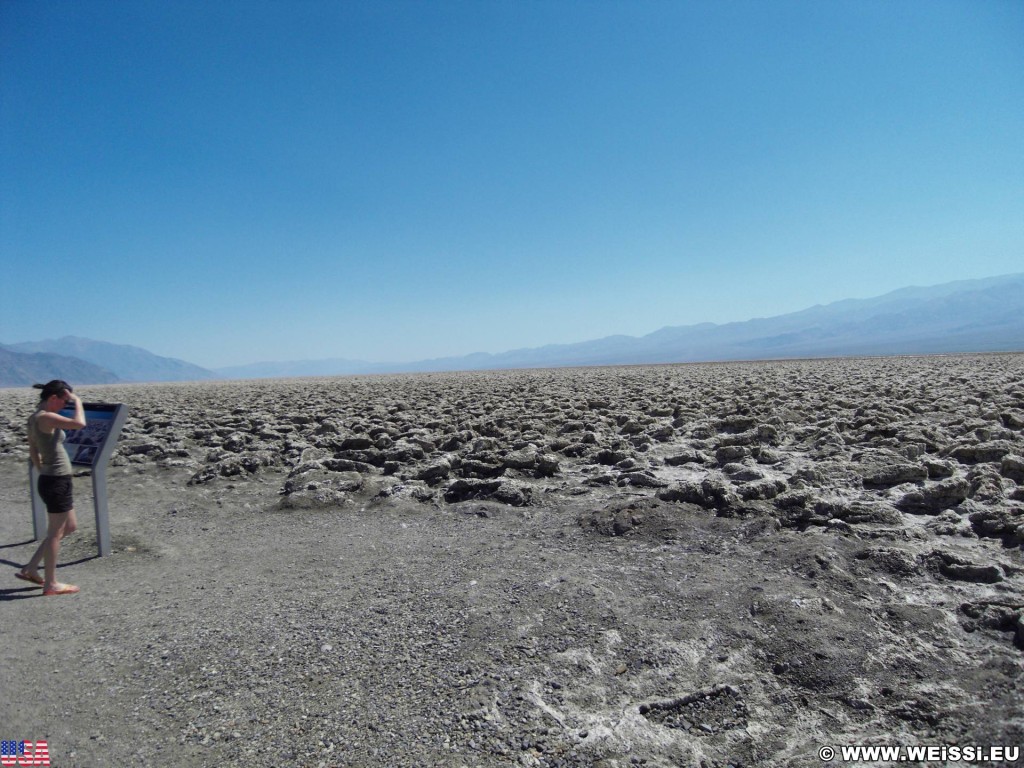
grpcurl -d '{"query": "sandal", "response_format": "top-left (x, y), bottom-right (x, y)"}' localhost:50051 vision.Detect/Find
top-left (43, 583), bottom-right (80, 596)
top-left (15, 571), bottom-right (44, 586)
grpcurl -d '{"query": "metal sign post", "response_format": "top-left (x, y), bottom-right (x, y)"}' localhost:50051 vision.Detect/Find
top-left (29, 402), bottom-right (128, 557)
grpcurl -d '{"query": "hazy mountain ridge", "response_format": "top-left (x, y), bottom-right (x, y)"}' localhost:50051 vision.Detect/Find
top-left (5, 337), bottom-right (215, 384)
top-left (392, 273), bottom-right (1024, 372)
top-left (0, 345), bottom-right (120, 388)
top-left (3, 273), bottom-right (1022, 384)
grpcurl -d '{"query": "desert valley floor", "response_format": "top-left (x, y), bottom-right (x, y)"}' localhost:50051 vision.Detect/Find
top-left (1, 355), bottom-right (1022, 767)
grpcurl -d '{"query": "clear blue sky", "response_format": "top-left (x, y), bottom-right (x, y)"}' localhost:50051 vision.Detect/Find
top-left (2, 0), bottom-right (1022, 369)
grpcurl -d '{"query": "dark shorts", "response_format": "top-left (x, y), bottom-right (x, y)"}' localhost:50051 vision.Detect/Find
top-left (38, 474), bottom-right (74, 514)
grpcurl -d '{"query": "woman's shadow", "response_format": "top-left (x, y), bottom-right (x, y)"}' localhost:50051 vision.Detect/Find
top-left (0, 539), bottom-right (97, 600)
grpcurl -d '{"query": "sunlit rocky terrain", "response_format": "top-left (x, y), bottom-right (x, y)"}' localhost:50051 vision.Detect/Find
top-left (1, 354), bottom-right (1021, 767)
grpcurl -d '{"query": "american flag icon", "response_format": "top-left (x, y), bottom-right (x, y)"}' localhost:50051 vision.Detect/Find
top-left (0, 741), bottom-right (50, 767)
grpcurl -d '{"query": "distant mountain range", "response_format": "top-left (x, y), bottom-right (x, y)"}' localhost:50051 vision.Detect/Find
top-left (0, 337), bottom-right (215, 387)
top-left (2, 273), bottom-right (1022, 387)
top-left (0, 345), bottom-right (120, 387)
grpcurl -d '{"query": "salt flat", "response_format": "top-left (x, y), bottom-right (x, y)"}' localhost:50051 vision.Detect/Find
top-left (1, 355), bottom-right (1022, 767)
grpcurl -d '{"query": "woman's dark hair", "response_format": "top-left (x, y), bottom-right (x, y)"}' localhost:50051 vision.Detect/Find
top-left (32, 380), bottom-right (73, 400)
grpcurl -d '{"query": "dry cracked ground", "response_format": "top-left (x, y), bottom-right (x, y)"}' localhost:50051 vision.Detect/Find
top-left (1, 354), bottom-right (1022, 768)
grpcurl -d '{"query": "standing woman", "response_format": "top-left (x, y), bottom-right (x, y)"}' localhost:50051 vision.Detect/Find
top-left (17, 380), bottom-right (87, 595)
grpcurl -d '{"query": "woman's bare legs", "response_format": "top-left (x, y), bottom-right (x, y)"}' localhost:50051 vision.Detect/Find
top-left (20, 508), bottom-right (78, 592)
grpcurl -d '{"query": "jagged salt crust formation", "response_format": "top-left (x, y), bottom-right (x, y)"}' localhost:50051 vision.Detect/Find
top-left (0, 354), bottom-right (1021, 767)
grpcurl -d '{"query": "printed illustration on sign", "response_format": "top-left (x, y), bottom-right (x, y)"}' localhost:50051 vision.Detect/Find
top-left (58, 404), bottom-right (117, 466)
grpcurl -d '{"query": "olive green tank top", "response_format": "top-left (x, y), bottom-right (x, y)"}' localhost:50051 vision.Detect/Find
top-left (28, 409), bottom-right (73, 476)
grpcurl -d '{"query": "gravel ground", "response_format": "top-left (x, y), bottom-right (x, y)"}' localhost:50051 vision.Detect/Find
top-left (1, 355), bottom-right (1022, 767)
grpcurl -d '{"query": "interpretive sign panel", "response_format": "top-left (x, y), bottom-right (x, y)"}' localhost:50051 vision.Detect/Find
top-left (59, 402), bottom-right (122, 466)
